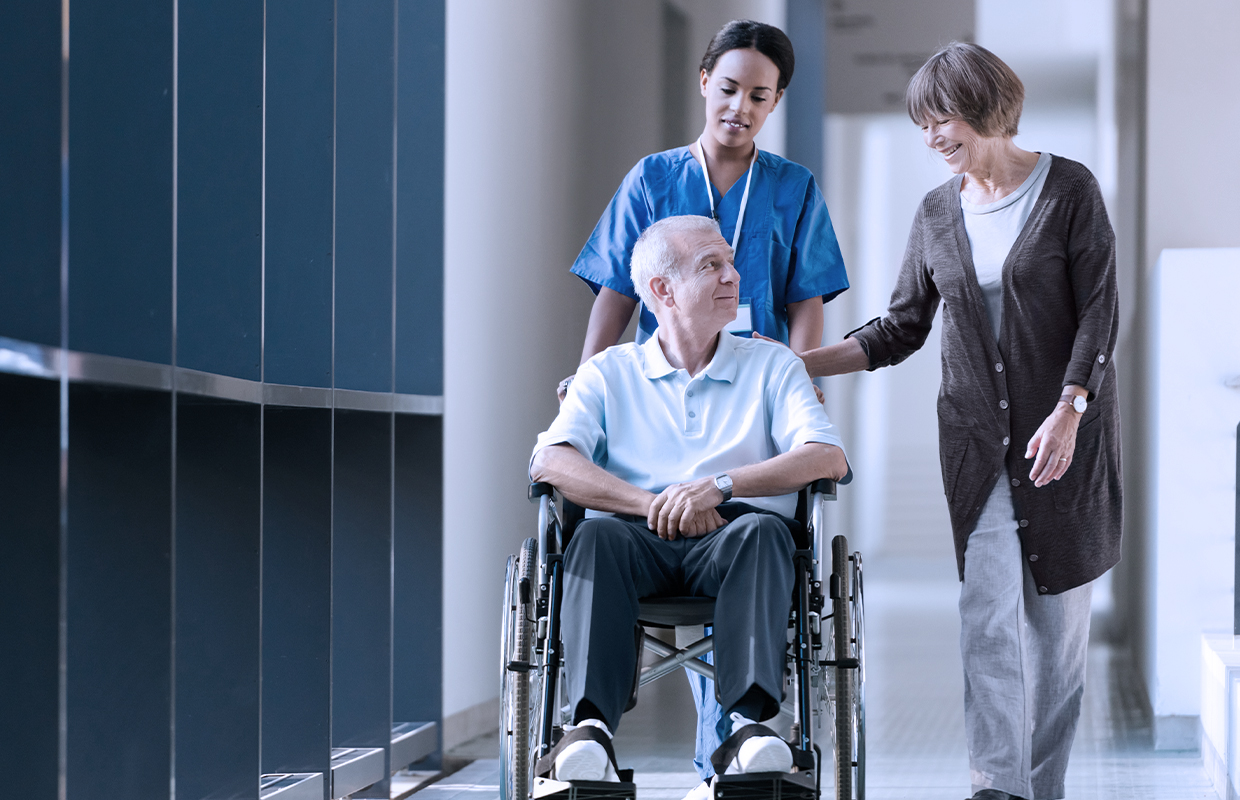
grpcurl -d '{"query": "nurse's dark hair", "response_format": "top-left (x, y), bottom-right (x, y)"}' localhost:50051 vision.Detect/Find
top-left (700, 20), bottom-right (795, 93)
top-left (906, 42), bottom-right (1024, 138)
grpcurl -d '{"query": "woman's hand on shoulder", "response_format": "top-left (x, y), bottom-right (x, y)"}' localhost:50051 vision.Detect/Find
top-left (1024, 403), bottom-right (1081, 487)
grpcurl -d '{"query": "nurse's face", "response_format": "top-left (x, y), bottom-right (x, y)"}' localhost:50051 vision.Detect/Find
top-left (670, 229), bottom-right (740, 330)
top-left (700, 48), bottom-right (783, 151)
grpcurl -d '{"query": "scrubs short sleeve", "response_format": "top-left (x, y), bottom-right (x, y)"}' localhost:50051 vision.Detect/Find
top-left (570, 161), bottom-right (651, 300)
top-left (786, 177), bottom-right (848, 305)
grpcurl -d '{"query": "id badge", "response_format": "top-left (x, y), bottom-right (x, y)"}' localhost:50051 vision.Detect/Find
top-left (725, 302), bottom-right (753, 335)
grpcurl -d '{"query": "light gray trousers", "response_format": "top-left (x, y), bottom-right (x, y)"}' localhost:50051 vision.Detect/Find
top-left (960, 481), bottom-right (1092, 800)
top-left (562, 511), bottom-right (795, 733)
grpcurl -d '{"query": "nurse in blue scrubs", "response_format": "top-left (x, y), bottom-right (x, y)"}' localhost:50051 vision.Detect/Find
top-left (558, 19), bottom-right (850, 787)
top-left (562, 19), bottom-right (848, 387)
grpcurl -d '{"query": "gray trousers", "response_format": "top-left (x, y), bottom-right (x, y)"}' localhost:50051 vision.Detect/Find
top-left (562, 511), bottom-right (795, 732)
top-left (960, 481), bottom-right (1092, 800)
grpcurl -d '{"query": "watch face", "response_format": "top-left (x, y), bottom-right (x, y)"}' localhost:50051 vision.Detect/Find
top-left (1072, 396), bottom-right (1087, 413)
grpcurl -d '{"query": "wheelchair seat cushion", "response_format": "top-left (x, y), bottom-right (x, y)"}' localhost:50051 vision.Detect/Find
top-left (637, 596), bottom-right (716, 627)
top-left (535, 725), bottom-right (634, 784)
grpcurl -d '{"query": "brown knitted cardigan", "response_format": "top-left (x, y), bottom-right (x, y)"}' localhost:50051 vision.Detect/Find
top-left (850, 155), bottom-right (1122, 594)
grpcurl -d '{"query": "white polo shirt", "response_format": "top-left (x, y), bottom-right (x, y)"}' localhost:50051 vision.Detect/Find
top-left (532, 332), bottom-right (845, 518)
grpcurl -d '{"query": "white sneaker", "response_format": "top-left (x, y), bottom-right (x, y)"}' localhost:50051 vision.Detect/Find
top-left (554, 719), bottom-right (620, 782)
top-left (723, 713), bottom-right (793, 774)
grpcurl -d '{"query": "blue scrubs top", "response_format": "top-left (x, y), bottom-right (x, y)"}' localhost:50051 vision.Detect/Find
top-left (571, 146), bottom-right (849, 343)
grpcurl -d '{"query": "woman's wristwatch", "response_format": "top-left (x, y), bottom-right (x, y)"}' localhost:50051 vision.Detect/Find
top-left (1059, 393), bottom-right (1087, 414)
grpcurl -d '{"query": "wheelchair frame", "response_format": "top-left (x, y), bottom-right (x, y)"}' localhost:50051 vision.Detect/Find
top-left (500, 480), bottom-right (864, 800)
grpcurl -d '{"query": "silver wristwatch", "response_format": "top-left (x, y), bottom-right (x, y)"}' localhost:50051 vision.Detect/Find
top-left (713, 473), bottom-right (733, 503)
top-left (1059, 393), bottom-right (1087, 414)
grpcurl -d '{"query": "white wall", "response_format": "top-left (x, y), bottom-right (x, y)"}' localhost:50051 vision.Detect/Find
top-left (442, 0), bottom-right (791, 748)
top-left (1138, 0), bottom-right (1240, 750)
top-left (1147, 249), bottom-right (1240, 750)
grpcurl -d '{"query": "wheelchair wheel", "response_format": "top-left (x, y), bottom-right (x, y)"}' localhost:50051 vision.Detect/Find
top-left (500, 538), bottom-right (538, 800)
top-left (827, 535), bottom-right (865, 800)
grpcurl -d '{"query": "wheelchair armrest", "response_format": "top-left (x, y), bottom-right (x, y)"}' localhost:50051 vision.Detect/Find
top-left (528, 481), bottom-right (554, 502)
top-left (809, 464), bottom-right (853, 497)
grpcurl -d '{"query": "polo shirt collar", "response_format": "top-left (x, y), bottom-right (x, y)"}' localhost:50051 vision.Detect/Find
top-left (640, 331), bottom-right (738, 383)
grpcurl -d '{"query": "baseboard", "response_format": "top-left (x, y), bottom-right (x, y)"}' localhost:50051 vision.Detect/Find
top-left (442, 697), bottom-right (500, 752)
top-left (1154, 714), bottom-right (1202, 752)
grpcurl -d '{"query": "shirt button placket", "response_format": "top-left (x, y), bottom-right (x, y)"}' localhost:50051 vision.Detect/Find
top-left (685, 381), bottom-right (700, 432)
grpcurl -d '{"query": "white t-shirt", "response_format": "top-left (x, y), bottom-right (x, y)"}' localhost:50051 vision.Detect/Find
top-left (961, 151), bottom-right (1053, 340)
top-left (532, 332), bottom-right (845, 518)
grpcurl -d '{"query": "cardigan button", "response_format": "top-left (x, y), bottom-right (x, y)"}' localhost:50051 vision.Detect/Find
top-left (999, 400), bottom-right (1008, 409)
top-left (1038, 585), bottom-right (1049, 594)
top-left (995, 362), bottom-right (1004, 372)
top-left (1003, 436), bottom-right (1010, 446)
top-left (1018, 519), bottom-right (1029, 528)
top-left (1098, 354), bottom-right (1106, 363)
top-left (1011, 478), bottom-right (1020, 487)
top-left (1028, 554), bottom-right (1038, 562)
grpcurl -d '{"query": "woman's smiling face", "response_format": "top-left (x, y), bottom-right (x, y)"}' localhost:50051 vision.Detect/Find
top-left (921, 117), bottom-right (987, 174)
top-left (700, 48), bottom-right (782, 150)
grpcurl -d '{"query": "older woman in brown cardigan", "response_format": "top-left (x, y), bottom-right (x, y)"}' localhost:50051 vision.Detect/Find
top-left (788, 43), bottom-right (1121, 800)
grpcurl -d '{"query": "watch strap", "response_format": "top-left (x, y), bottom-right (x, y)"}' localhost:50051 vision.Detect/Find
top-left (1059, 393), bottom-right (1086, 413)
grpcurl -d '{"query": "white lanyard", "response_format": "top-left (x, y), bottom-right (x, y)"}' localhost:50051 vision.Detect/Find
top-left (694, 138), bottom-right (757, 252)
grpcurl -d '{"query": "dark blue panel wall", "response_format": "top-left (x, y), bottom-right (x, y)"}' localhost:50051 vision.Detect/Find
top-left (333, 410), bottom-right (393, 798)
top-left (0, 375), bottom-right (60, 799)
top-left (335, 1), bottom-right (395, 393)
top-left (68, 0), bottom-right (173, 363)
top-left (177, 0), bottom-right (264, 380)
top-left (265, 0), bottom-right (336, 388)
top-left (262, 407), bottom-right (333, 786)
top-left (176, 400), bottom-right (262, 800)
top-left (393, 415), bottom-right (443, 765)
top-left (0, 2), bottom-right (61, 346)
top-left (67, 386), bottom-right (172, 800)
top-left (394, 0), bottom-right (445, 396)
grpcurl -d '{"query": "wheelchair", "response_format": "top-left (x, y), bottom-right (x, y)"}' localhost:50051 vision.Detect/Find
top-left (500, 479), bottom-right (865, 800)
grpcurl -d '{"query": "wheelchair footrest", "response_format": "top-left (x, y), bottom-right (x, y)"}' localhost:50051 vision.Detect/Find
top-left (532, 778), bottom-right (637, 800)
top-left (713, 771), bottom-right (816, 800)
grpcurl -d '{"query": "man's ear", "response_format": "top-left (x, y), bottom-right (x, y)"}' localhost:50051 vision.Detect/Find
top-left (648, 276), bottom-right (677, 309)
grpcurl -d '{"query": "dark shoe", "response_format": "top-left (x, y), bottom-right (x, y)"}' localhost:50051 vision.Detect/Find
top-left (969, 790), bottom-right (1024, 800)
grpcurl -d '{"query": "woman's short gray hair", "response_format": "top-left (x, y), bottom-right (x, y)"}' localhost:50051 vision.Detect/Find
top-left (630, 215), bottom-right (724, 308)
top-left (905, 42), bottom-right (1024, 138)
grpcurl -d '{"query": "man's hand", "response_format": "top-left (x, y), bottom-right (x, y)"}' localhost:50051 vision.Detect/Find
top-left (647, 477), bottom-right (727, 540)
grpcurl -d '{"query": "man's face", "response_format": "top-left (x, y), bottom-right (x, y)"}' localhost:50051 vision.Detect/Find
top-left (668, 229), bottom-right (740, 332)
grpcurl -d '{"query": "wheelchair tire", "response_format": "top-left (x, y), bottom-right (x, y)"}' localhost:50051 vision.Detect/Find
top-left (500, 538), bottom-right (538, 800)
top-left (830, 534), bottom-right (861, 800)
top-left (851, 551), bottom-right (866, 800)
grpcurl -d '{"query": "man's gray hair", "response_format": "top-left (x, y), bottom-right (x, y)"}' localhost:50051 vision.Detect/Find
top-left (630, 215), bottom-right (724, 308)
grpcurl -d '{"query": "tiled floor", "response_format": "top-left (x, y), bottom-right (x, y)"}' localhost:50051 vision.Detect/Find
top-left (425, 555), bottom-right (1217, 800)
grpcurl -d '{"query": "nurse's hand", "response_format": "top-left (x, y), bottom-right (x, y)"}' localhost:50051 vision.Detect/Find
top-left (556, 374), bottom-right (575, 404)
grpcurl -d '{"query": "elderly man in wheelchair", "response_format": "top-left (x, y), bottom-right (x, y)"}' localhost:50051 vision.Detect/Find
top-left (522, 215), bottom-right (853, 797)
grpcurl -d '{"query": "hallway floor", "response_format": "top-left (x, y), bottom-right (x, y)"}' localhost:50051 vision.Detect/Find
top-left (428, 555), bottom-right (1217, 800)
